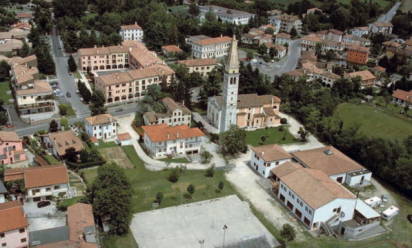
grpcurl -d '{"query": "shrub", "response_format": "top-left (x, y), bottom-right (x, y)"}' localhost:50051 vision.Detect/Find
top-left (155, 192), bottom-right (164, 204)
top-left (167, 168), bottom-right (180, 183)
top-left (187, 184), bottom-right (195, 194)
top-left (200, 150), bottom-right (212, 164)
top-left (280, 224), bottom-right (296, 241)
top-left (218, 181), bottom-right (224, 191)
top-left (280, 118), bottom-right (287, 124)
top-left (205, 165), bottom-right (215, 177)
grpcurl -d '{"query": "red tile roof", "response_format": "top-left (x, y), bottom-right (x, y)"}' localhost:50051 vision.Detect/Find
top-left (120, 23), bottom-right (142, 30)
top-left (12, 165), bottom-right (69, 189)
top-left (162, 45), bottom-right (183, 53)
top-left (392, 89), bottom-right (412, 104)
top-left (193, 36), bottom-right (232, 46)
top-left (117, 132), bottom-right (132, 141)
top-left (0, 201), bottom-right (27, 233)
top-left (68, 203), bottom-right (96, 243)
top-left (142, 124), bottom-right (205, 142)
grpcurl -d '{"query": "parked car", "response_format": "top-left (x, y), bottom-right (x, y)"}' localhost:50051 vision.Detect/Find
top-left (37, 201), bottom-right (51, 208)
top-left (66, 92), bottom-right (71, 98)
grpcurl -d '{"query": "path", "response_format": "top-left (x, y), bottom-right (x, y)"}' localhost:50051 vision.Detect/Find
top-left (376, 2), bottom-right (401, 23)
top-left (116, 114), bottom-right (225, 171)
top-left (226, 151), bottom-right (306, 241)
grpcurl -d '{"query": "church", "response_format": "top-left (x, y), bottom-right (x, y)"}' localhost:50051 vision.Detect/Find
top-left (207, 36), bottom-right (282, 133)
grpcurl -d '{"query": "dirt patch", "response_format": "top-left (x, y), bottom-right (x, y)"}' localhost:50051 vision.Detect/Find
top-left (100, 147), bottom-right (134, 168)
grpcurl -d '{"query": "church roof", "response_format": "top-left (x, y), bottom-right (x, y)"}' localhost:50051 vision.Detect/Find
top-left (212, 94), bottom-right (281, 109)
top-left (225, 35), bottom-right (239, 73)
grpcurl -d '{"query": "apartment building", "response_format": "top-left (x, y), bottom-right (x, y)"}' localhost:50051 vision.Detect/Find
top-left (300, 61), bottom-right (341, 86)
top-left (0, 201), bottom-right (28, 248)
top-left (143, 97), bottom-right (191, 126)
top-left (85, 114), bottom-right (117, 141)
top-left (77, 40), bottom-right (163, 72)
top-left (161, 45), bottom-right (184, 57)
top-left (95, 64), bottom-right (175, 105)
top-left (199, 5), bottom-right (255, 25)
top-left (275, 32), bottom-right (291, 45)
top-left (119, 23), bottom-right (143, 41)
top-left (0, 131), bottom-right (27, 166)
top-left (346, 45), bottom-right (369, 65)
top-left (369, 22), bottom-right (393, 35)
top-left (15, 80), bottom-right (55, 117)
top-left (350, 26), bottom-right (369, 37)
top-left (269, 14), bottom-right (302, 34)
top-left (346, 70), bottom-right (376, 88)
top-left (250, 144), bottom-right (292, 178)
top-left (141, 124), bottom-right (205, 158)
top-left (186, 35), bottom-right (232, 59)
top-left (177, 58), bottom-right (218, 77)
top-left (4, 165), bottom-right (69, 202)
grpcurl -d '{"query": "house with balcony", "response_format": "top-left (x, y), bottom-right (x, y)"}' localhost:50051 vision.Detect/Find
top-left (392, 89), bottom-right (412, 108)
top-left (143, 97), bottom-right (191, 127)
top-left (0, 131), bottom-right (27, 166)
top-left (250, 144), bottom-right (292, 178)
top-left (291, 146), bottom-right (372, 187)
top-left (41, 131), bottom-right (84, 159)
top-left (15, 80), bottom-right (55, 118)
top-left (85, 114), bottom-right (117, 141)
top-left (3, 165), bottom-right (69, 202)
top-left (141, 124), bottom-right (205, 158)
top-left (0, 201), bottom-right (28, 248)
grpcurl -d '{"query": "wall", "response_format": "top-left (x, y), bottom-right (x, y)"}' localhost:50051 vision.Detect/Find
top-left (0, 228), bottom-right (28, 248)
top-left (250, 152), bottom-right (291, 178)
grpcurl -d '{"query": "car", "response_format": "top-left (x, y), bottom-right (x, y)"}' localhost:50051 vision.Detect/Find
top-left (76, 90), bottom-right (80, 94)
top-left (37, 201), bottom-right (51, 208)
top-left (66, 92), bottom-right (71, 98)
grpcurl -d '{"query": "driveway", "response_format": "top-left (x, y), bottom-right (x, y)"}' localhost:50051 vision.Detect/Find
top-left (226, 152), bottom-right (306, 241)
top-left (116, 114), bottom-right (226, 171)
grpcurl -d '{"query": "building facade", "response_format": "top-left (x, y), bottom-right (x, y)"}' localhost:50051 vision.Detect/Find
top-left (85, 114), bottom-right (117, 141)
top-left (250, 144), bottom-right (292, 178)
top-left (0, 131), bottom-right (26, 165)
top-left (141, 124), bottom-right (205, 158)
top-left (0, 201), bottom-right (28, 248)
top-left (186, 35), bottom-right (232, 59)
top-left (94, 64), bottom-right (175, 105)
top-left (269, 14), bottom-right (302, 34)
top-left (119, 23), bottom-right (143, 41)
top-left (199, 5), bottom-right (255, 25)
top-left (143, 97), bottom-right (191, 127)
top-left (392, 89), bottom-right (412, 108)
top-left (42, 131), bottom-right (84, 158)
top-left (177, 58), bottom-right (218, 77)
top-left (15, 80), bottom-right (55, 117)
top-left (346, 45), bottom-right (369, 65)
top-left (350, 26), bottom-right (369, 37)
top-left (369, 22), bottom-right (393, 35)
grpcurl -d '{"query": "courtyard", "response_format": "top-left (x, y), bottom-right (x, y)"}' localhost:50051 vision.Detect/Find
top-left (130, 195), bottom-right (280, 248)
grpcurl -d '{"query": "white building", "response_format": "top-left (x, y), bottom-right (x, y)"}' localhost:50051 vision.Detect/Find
top-left (250, 144), bottom-right (292, 178)
top-left (143, 97), bottom-right (192, 127)
top-left (291, 146), bottom-right (372, 187)
top-left (199, 5), bottom-right (255, 25)
top-left (85, 114), bottom-right (117, 141)
top-left (4, 165), bottom-right (69, 202)
top-left (141, 124), bottom-right (205, 158)
top-left (0, 180), bottom-right (6, 203)
top-left (369, 22), bottom-right (393, 35)
top-left (271, 162), bottom-right (380, 235)
top-left (119, 23), bottom-right (144, 41)
top-left (186, 35), bottom-right (232, 59)
top-left (15, 80), bottom-right (55, 119)
top-left (275, 32), bottom-right (291, 46)
top-left (350, 26), bottom-right (369, 37)
top-left (269, 14), bottom-right (302, 34)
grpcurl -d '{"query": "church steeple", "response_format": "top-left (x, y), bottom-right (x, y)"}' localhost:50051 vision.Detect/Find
top-left (225, 35), bottom-right (239, 74)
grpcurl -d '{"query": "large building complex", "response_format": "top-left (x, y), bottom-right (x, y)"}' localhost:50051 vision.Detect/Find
top-left (186, 35), bottom-right (232, 59)
top-left (198, 5), bottom-right (255, 25)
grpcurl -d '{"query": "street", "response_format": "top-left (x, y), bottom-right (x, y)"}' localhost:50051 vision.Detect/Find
top-left (377, 1), bottom-right (401, 23)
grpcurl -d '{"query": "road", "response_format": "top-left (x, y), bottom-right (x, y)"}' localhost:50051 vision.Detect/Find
top-left (50, 26), bottom-right (91, 118)
top-left (376, 1), bottom-right (401, 23)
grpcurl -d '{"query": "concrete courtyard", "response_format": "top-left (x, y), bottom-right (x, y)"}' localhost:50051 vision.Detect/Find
top-left (130, 195), bottom-right (280, 248)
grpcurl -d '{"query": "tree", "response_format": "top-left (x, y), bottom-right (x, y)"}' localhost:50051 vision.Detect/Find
top-left (219, 126), bottom-right (247, 155)
top-left (77, 80), bottom-right (92, 103)
top-left (290, 27), bottom-right (298, 38)
top-left (65, 147), bottom-right (78, 162)
top-left (68, 55), bottom-right (77, 72)
top-left (89, 163), bottom-right (132, 235)
top-left (205, 164), bottom-right (215, 177)
top-left (200, 150), bottom-right (212, 164)
top-left (49, 119), bottom-right (59, 132)
top-left (155, 192), bottom-right (164, 204)
top-left (18, 40), bottom-right (30, 57)
top-left (34, 41), bottom-right (55, 75)
top-left (60, 117), bottom-right (69, 130)
top-left (218, 181), bottom-right (224, 191)
top-left (298, 127), bottom-right (308, 142)
top-left (90, 90), bottom-right (107, 115)
top-left (257, 44), bottom-right (267, 55)
top-left (187, 184), bottom-right (195, 194)
top-left (188, 3), bottom-right (200, 16)
top-left (280, 224), bottom-right (296, 241)
top-left (0, 61), bottom-right (10, 81)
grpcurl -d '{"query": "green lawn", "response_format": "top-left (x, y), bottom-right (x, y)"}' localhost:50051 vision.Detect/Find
top-left (245, 126), bottom-right (297, 146)
top-left (333, 103), bottom-right (412, 140)
top-left (0, 81), bottom-right (12, 103)
top-left (74, 71), bottom-right (81, 80)
top-left (101, 232), bottom-right (138, 248)
top-left (43, 154), bottom-right (60, 164)
top-left (94, 141), bottom-right (118, 149)
top-left (159, 157), bottom-right (190, 164)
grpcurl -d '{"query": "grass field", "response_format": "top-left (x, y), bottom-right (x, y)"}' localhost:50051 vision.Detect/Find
top-left (43, 154), bottom-right (60, 164)
top-left (333, 103), bottom-right (412, 140)
top-left (245, 126), bottom-right (297, 146)
top-left (81, 145), bottom-right (237, 247)
top-left (0, 81), bottom-right (12, 103)
top-left (159, 157), bottom-right (190, 164)
top-left (99, 146), bottom-right (134, 168)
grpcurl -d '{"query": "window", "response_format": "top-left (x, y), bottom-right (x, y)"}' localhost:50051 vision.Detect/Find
top-left (54, 185), bottom-right (60, 190)
top-left (19, 228), bottom-right (25, 233)
top-left (21, 238), bottom-right (26, 243)
top-left (46, 187), bottom-right (51, 191)
top-left (1, 243), bottom-right (5, 247)
top-left (0, 233), bottom-right (4, 238)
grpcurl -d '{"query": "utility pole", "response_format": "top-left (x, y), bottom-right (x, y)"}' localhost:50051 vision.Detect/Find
top-left (198, 239), bottom-right (204, 248)
top-left (222, 224), bottom-right (228, 248)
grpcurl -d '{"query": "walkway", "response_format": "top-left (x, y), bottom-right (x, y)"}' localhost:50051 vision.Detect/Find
top-left (192, 112), bottom-right (219, 134)
top-left (116, 114), bottom-right (225, 171)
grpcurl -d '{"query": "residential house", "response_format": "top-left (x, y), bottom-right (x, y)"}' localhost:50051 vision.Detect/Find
top-left (186, 35), bottom-right (232, 59)
top-left (300, 61), bottom-right (340, 86)
top-left (161, 45), bottom-right (184, 57)
top-left (350, 26), bottom-right (369, 37)
top-left (85, 114), bottom-right (117, 141)
top-left (269, 14), bottom-right (302, 34)
top-left (275, 32), bottom-right (291, 46)
top-left (94, 64), bottom-right (175, 105)
top-left (300, 33), bottom-right (322, 51)
top-left (0, 131), bottom-right (27, 166)
top-left (342, 34), bottom-right (371, 47)
top-left (177, 58), bottom-right (218, 77)
top-left (15, 80), bottom-right (55, 117)
top-left (241, 28), bottom-right (273, 45)
top-left (382, 40), bottom-right (401, 54)
top-left (271, 163), bottom-right (380, 234)
top-left (346, 70), bottom-right (376, 87)
top-left (0, 181), bottom-right (6, 203)
top-left (291, 146), bottom-right (372, 187)
top-left (16, 12), bottom-right (33, 23)
top-left (119, 23), bottom-right (143, 41)
top-left (143, 97), bottom-right (191, 126)
top-left (250, 144), bottom-right (292, 178)
top-left (0, 39), bottom-right (23, 55)
top-left (264, 43), bottom-right (287, 58)
top-left (11, 22), bottom-right (31, 31)
top-left (369, 22), bottom-right (393, 35)
top-left (0, 201), bottom-right (28, 248)
top-left (41, 131), bottom-right (84, 158)
top-left (346, 45), bottom-right (369, 65)
top-left (258, 24), bottom-right (277, 34)
top-left (392, 89), bottom-right (412, 108)
top-left (141, 124), bottom-right (205, 158)
top-left (77, 40), bottom-right (163, 72)
top-left (116, 133), bottom-right (132, 146)
top-left (207, 94), bottom-right (282, 131)
top-left (317, 29), bottom-right (343, 43)
top-left (198, 5), bottom-right (255, 25)
top-left (0, 28), bottom-right (29, 42)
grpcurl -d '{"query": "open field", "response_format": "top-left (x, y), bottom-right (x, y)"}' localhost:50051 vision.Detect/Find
top-left (0, 81), bottom-right (12, 103)
top-left (333, 103), bottom-right (412, 140)
top-left (99, 146), bottom-right (134, 168)
top-left (245, 126), bottom-right (297, 146)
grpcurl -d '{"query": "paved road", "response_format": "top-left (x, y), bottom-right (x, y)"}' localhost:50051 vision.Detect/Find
top-left (50, 26), bottom-right (91, 118)
top-left (377, 2), bottom-right (401, 23)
